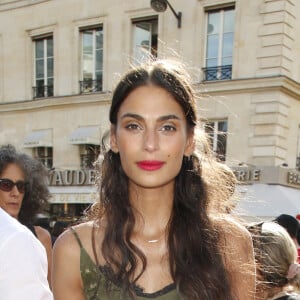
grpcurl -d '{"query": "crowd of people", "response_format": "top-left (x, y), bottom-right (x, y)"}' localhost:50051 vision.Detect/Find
top-left (0, 59), bottom-right (300, 299)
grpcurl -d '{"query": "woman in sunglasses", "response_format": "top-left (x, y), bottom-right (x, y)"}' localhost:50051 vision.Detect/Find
top-left (248, 221), bottom-right (300, 299)
top-left (0, 144), bottom-right (52, 287)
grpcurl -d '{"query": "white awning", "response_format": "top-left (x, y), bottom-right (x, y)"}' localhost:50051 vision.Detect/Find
top-left (23, 129), bottom-right (52, 148)
top-left (69, 126), bottom-right (100, 145)
top-left (234, 184), bottom-right (300, 221)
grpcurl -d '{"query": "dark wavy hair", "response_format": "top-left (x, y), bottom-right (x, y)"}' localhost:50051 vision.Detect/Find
top-left (93, 60), bottom-right (235, 299)
top-left (0, 144), bottom-right (50, 224)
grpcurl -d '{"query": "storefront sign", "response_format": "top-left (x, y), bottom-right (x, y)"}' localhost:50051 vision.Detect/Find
top-left (48, 167), bottom-right (300, 189)
top-left (233, 169), bottom-right (261, 182)
top-left (49, 193), bottom-right (95, 203)
top-left (287, 172), bottom-right (300, 186)
top-left (232, 167), bottom-right (300, 188)
top-left (49, 169), bottom-right (96, 186)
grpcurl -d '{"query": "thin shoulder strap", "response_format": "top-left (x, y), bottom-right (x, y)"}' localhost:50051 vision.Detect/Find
top-left (92, 222), bottom-right (100, 267)
top-left (70, 227), bottom-right (83, 249)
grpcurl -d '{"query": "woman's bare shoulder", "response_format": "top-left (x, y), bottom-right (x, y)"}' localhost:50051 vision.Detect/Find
top-left (53, 221), bottom-right (93, 252)
top-left (214, 215), bottom-right (251, 243)
top-left (213, 215), bottom-right (256, 299)
top-left (34, 225), bottom-right (51, 243)
top-left (52, 222), bottom-right (96, 299)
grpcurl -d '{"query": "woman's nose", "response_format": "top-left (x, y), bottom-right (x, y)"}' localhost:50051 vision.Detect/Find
top-left (10, 185), bottom-right (21, 195)
top-left (143, 129), bottom-right (159, 152)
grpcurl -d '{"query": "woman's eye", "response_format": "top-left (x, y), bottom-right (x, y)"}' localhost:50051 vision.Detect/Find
top-left (161, 125), bottom-right (176, 132)
top-left (125, 123), bottom-right (140, 130)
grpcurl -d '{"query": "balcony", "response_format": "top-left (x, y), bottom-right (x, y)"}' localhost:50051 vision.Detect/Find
top-left (33, 85), bottom-right (54, 98)
top-left (79, 79), bottom-right (102, 94)
top-left (202, 65), bottom-right (232, 81)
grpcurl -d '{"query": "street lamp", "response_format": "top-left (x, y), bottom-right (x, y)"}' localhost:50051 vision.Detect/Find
top-left (150, 0), bottom-right (182, 28)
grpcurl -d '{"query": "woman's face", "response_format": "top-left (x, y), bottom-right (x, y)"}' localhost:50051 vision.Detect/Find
top-left (0, 163), bottom-right (25, 219)
top-left (110, 85), bottom-right (194, 191)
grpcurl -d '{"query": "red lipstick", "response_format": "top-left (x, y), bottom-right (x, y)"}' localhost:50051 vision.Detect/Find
top-left (137, 160), bottom-right (165, 171)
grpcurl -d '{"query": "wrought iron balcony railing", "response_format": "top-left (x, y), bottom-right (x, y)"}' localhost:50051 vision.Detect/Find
top-left (202, 65), bottom-right (232, 81)
top-left (79, 79), bottom-right (102, 94)
top-left (33, 85), bottom-right (54, 98)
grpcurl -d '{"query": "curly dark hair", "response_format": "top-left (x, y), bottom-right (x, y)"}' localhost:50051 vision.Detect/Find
top-left (91, 60), bottom-right (236, 299)
top-left (0, 144), bottom-right (50, 224)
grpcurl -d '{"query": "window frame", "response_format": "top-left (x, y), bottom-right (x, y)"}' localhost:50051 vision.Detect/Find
top-left (131, 16), bottom-right (158, 65)
top-left (34, 146), bottom-right (53, 169)
top-left (204, 119), bottom-right (228, 161)
top-left (203, 6), bottom-right (235, 81)
top-left (79, 26), bottom-right (103, 93)
top-left (296, 125), bottom-right (300, 171)
top-left (79, 144), bottom-right (100, 169)
top-left (33, 35), bottom-right (54, 98)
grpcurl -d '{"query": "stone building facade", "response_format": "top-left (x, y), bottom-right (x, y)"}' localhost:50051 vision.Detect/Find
top-left (0, 0), bottom-right (299, 222)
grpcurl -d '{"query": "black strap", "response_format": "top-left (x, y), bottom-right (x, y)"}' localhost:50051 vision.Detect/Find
top-left (70, 227), bottom-right (83, 248)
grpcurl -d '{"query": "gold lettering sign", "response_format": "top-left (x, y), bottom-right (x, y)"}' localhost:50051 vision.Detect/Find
top-left (49, 169), bottom-right (96, 186)
top-left (287, 172), bottom-right (300, 185)
top-left (233, 169), bottom-right (261, 182)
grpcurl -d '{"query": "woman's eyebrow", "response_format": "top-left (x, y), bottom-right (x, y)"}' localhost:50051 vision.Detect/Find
top-left (120, 113), bottom-right (143, 121)
top-left (158, 114), bottom-right (181, 122)
top-left (120, 113), bottom-right (181, 122)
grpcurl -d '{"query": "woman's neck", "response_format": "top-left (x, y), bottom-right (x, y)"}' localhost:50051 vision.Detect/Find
top-left (129, 183), bottom-right (174, 240)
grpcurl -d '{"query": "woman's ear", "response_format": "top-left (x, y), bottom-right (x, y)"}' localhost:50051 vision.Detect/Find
top-left (184, 131), bottom-right (195, 156)
top-left (110, 125), bottom-right (119, 153)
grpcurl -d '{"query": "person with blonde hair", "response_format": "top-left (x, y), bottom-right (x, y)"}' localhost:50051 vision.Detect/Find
top-left (248, 221), bottom-right (300, 300)
top-left (52, 59), bottom-right (255, 299)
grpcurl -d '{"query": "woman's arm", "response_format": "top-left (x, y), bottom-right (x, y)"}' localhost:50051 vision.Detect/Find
top-left (220, 217), bottom-right (256, 300)
top-left (35, 225), bottom-right (52, 288)
top-left (52, 228), bottom-right (85, 300)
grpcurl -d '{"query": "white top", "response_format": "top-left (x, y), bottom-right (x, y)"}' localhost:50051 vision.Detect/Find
top-left (0, 208), bottom-right (53, 300)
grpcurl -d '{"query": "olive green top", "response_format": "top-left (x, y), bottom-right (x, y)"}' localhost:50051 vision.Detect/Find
top-left (71, 228), bottom-right (180, 300)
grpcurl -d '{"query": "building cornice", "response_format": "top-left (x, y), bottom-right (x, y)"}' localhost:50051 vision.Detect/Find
top-left (1, 76), bottom-right (300, 113)
top-left (0, 92), bottom-right (112, 113)
top-left (0, 0), bottom-right (51, 11)
top-left (196, 75), bottom-right (300, 100)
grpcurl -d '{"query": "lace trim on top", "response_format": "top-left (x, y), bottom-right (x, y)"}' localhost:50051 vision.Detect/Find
top-left (133, 283), bottom-right (176, 298)
top-left (91, 224), bottom-right (176, 298)
top-left (99, 265), bottom-right (176, 298)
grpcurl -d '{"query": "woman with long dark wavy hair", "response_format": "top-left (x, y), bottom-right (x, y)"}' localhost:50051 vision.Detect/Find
top-left (52, 59), bottom-right (255, 299)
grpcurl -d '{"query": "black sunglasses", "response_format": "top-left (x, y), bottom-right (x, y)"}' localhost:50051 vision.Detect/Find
top-left (0, 178), bottom-right (27, 193)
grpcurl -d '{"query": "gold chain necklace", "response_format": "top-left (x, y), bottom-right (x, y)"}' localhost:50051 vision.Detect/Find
top-left (136, 231), bottom-right (166, 244)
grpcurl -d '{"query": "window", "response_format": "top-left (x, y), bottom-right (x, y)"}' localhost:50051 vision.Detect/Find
top-left (203, 7), bottom-right (235, 81)
top-left (33, 36), bottom-right (54, 98)
top-left (132, 18), bottom-right (158, 65)
top-left (80, 144), bottom-right (100, 169)
top-left (80, 27), bottom-right (103, 93)
top-left (204, 120), bottom-right (228, 161)
top-left (296, 126), bottom-right (300, 171)
top-left (34, 147), bottom-right (53, 169)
